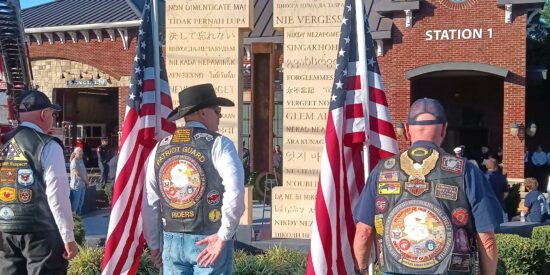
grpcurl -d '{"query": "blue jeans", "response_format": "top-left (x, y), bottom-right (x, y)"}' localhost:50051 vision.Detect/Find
top-left (162, 232), bottom-right (234, 275)
top-left (70, 187), bottom-right (86, 215)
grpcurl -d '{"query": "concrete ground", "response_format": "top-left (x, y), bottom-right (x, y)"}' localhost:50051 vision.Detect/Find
top-left (82, 201), bottom-right (310, 253)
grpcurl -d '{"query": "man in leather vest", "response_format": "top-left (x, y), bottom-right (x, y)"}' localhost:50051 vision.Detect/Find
top-left (142, 84), bottom-right (245, 274)
top-left (0, 90), bottom-right (78, 274)
top-left (353, 98), bottom-right (502, 275)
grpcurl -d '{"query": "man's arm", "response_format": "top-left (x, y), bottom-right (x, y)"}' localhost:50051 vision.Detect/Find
top-left (211, 136), bottom-right (245, 240)
top-left (353, 222), bottom-right (375, 272)
top-left (141, 144), bottom-right (163, 268)
top-left (42, 141), bottom-right (78, 260)
top-left (477, 231), bottom-right (498, 275)
top-left (141, 145), bottom-right (162, 250)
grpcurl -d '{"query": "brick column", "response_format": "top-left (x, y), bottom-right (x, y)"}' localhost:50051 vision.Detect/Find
top-left (502, 78), bottom-right (525, 178)
top-left (118, 86), bottom-right (129, 130)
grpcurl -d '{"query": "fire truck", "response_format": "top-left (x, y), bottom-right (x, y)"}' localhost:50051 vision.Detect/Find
top-left (0, 0), bottom-right (33, 135)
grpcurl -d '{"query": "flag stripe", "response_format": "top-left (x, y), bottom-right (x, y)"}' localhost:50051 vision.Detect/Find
top-left (102, 1), bottom-right (175, 273)
top-left (306, 0), bottom-right (399, 273)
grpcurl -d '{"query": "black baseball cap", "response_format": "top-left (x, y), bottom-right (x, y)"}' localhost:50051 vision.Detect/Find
top-left (407, 98), bottom-right (447, 125)
top-left (17, 90), bottom-right (61, 113)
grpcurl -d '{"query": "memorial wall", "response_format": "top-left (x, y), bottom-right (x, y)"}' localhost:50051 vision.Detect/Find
top-left (165, 0), bottom-right (252, 143)
top-left (271, 0), bottom-right (344, 239)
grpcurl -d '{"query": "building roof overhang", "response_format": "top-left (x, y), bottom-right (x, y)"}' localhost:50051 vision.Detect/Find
top-left (405, 62), bottom-right (509, 79)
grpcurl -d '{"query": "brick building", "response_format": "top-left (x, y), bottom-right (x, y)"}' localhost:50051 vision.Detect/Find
top-left (368, 0), bottom-right (547, 180)
top-left (21, 0), bottom-right (549, 181)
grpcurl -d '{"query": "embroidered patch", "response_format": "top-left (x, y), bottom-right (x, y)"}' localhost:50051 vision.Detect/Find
top-left (378, 182), bottom-right (401, 195)
top-left (17, 169), bottom-right (34, 186)
top-left (452, 208), bottom-right (469, 227)
top-left (377, 238), bottom-right (384, 266)
top-left (435, 183), bottom-right (458, 201)
top-left (384, 158), bottom-right (396, 169)
top-left (0, 187), bottom-right (16, 203)
top-left (0, 168), bottom-right (16, 184)
top-left (159, 135), bottom-right (173, 146)
top-left (441, 156), bottom-right (464, 174)
top-left (193, 133), bottom-right (214, 142)
top-left (411, 147), bottom-right (429, 157)
top-left (209, 209), bottom-right (222, 222)
top-left (159, 155), bottom-right (206, 210)
top-left (454, 228), bottom-right (470, 253)
top-left (0, 207), bottom-right (14, 220)
top-left (171, 210), bottom-right (195, 219)
top-left (18, 188), bottom-right (32, 204)
top-left (375, 196), bottom-right (389, 214)
top-left (172, 128), bottom-right (192, 143)
top-left (404, 179), bottom-right (430, 197)
top-left (206, 190), bottom-right (221, 206)
top-left (375, 214), bottom-right (384, 236)
top-left (448, 253), bottom-right (471, 272)
top-left (378, 171), bottom-right (398, 182)
top-left (384, 200), bottom-right (453, 269)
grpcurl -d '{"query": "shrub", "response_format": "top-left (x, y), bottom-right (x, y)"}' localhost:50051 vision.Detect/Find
top-left (68, 246), bottom-right (159, 275)
top-left (73, 214), bottom-right (86, 246)
top-left (504, 183), bottom-right (521, 219)
top-left (137, 249), bottom-right (160, 275)
top-left (496, 233), bottom-right (545, 275)
top-left (68, 246), bottom-right (103, 275)
top-left (103, 184), bottom-right (114, 205)
top-left (532, 225), bottom-right (550, 260)
top-left (233, 246), bottom-right (306, 275)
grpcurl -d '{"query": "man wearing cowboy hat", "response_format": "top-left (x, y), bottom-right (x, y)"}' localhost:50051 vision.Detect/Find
top-left (142, 84), bottom-right (245, 274)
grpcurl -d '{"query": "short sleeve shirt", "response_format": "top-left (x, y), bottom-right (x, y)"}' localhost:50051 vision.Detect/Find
top-left (353, 141), bottom-right (503, 233)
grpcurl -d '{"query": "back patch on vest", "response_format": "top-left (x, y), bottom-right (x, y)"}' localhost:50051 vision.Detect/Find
top-left (384, 200), bottom-right (453, 269)
top-left (159, 154), bottom-right (206, 210)
top-left (0, 140), bottom-right (28, 162)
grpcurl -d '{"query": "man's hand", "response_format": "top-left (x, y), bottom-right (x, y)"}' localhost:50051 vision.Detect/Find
top-left (62, 241), bottom-right (79, 260)
top-left (149, 249), bottom-right (162, 268)
top-left (196, 234), bottom-right (226, 267)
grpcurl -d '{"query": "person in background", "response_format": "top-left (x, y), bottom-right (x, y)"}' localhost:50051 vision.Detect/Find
top-left (96, 137), bottom-right (110, 187)
top-left (142, 84), bottom-right (245, 274)
top-left (272, 145), bottom-right (283, 174)
top-left (532, 146), bottom-right (547, 190)
top-left (70, 147), bottom-right (89, 215)
top-left (519, 177), bottom-right (548, 223)
top-left (242, 141), bottom-right (250, 185)
top-left (454, 145), bottom-right (478, 167)
top-left (485, 158), bottom-right (509, 222)
top-left (0, 90), bottom-right (78, 274)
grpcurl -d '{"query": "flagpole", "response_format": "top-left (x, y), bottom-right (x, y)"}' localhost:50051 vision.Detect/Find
top-left (354, 0), bottom-right (375, 274)
top-left (151, 0), bottom-right (162, 140)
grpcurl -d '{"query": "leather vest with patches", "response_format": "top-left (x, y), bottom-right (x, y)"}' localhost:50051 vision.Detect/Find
top-left (154, 127), bottom-right (224, 234)
top-left (0, 126), bottom-right (61, 232)
top-left (374, 145), bottom-right (479, 275)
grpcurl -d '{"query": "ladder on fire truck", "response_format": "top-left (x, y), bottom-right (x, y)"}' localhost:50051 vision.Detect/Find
top-left (0, 0), bottom-right (33, 117)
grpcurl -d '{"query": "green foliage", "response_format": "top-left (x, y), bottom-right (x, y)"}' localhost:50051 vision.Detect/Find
top-left (496, 234), bottom-right (546, 275)
top-left (68, 246), bottom-right (103, 275)
top-left (532, 225), bottom-right (550, 260)
top-left (136, 249), bottom-right (160, 275)
top-left (542, 4), bottom-right (550, 25)
top-left (73, 214), bottom-right (86, 246)
top-left (504, 183), bottom-right (521, 219)
top-left (68, 246), bottom-right (159, 275)
top-left (233, 246), bottom-right (306, 275)
top-left (103, 184), bottom-right (114, 205)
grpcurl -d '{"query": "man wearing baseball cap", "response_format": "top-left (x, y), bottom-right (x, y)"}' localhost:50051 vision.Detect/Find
top-left (142, 84), bottom-right (244, 274)
top-left (0, 90), bottom-right (78, 274)
top-left (353, 98), bottom-right (502, 275)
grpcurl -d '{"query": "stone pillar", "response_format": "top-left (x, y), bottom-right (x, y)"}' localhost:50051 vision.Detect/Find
top-left (165, 1), bottom-right (253, 146)
top-left (271, 0), bottom-right (344, 239)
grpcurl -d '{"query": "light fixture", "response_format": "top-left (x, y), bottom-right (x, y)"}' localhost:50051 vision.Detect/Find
top-left (526, 123), bottom-right (537, 137)
top-left (510, 122), bottom-right (519, 137)
top-left (396, 122), bottom-right (405, 137)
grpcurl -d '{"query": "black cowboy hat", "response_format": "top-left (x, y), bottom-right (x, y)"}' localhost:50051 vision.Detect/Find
top-left (167, 84), bottom-right (234, 121)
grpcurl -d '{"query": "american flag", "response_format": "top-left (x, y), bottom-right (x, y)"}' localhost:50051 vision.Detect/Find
top-left (306, 0), bottom-right (399, 274)
top-left (101, 0), bottom-right (175, 274)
